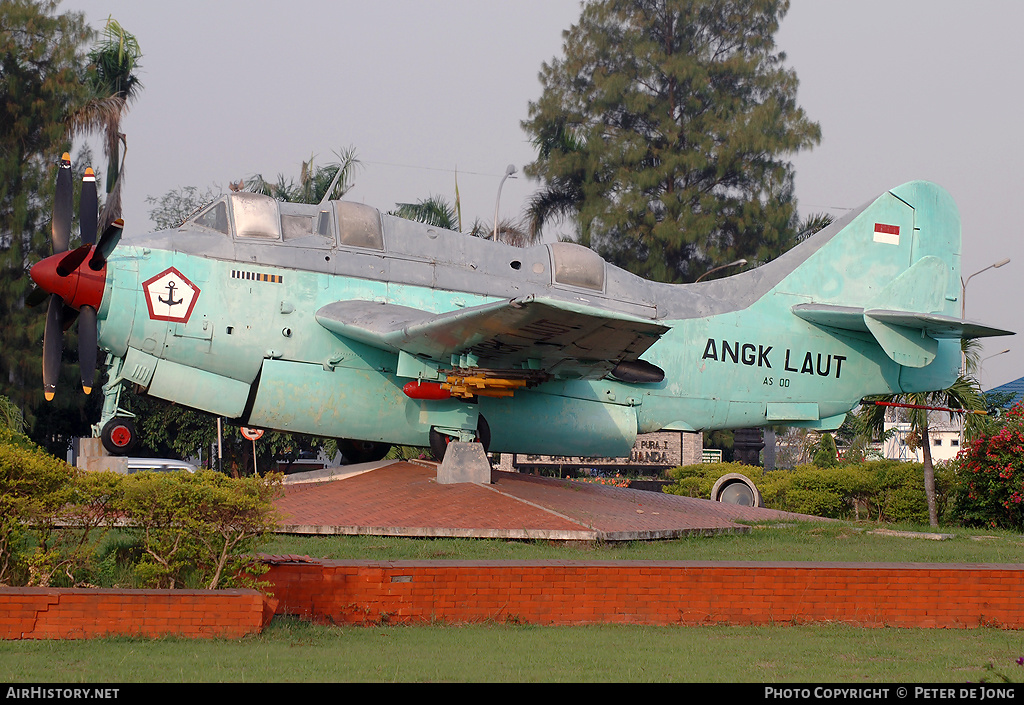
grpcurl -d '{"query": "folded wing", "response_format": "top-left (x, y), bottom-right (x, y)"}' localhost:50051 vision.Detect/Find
top-left (315, 295), bottom-right (670, 380)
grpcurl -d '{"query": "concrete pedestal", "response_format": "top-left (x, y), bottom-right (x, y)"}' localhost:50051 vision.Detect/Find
top-left (437, 442), bottom-right (492, 484)
top-left (75, 437), bottom-right (127, 473)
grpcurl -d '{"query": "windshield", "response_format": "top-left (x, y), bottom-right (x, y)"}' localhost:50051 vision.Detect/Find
top-left (191, 200), bottom-right (229, 234)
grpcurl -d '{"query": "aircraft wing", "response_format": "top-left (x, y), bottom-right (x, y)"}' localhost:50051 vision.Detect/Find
top-left (315, 295), bottom-right (670, 379)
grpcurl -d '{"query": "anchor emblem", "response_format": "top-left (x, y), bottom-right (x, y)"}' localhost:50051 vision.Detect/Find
top-left (158, 281), bottom-right (183, 307)
top-left (142, 267), bottom-right (201, 323)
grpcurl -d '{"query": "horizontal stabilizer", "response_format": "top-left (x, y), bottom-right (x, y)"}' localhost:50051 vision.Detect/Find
top-left (793, 303), bottom-right (1013, 368)
top-left (316, 295), bottom-right (670, 379)
top-left (866, 310), bottom-right (1013, 339)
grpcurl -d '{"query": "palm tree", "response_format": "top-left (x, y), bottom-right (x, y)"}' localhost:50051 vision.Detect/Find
top-left (797, 212), bottom-right (834, 242)
top-left (466, 217), bottom-right (533, 247)
top-left (392, 195), bottom-right (460, 231)
top-left (69, 17), bottom-right (143, 228)
top-left (858, 339), bottom-right (988, 526)
top-left (392, 195), bottom-right (536, 248)
top-left (245, 147), bottom-right (360, 204)
top-left (524, 120), bottom-right (586, 242)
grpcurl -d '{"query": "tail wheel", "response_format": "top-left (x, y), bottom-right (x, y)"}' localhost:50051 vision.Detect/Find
top-left (101, 417), bottom-right (139, 456)
top-left (430, 416), bottom-right (490, 462)
top-left (339, 439), bottom-right (391, 464)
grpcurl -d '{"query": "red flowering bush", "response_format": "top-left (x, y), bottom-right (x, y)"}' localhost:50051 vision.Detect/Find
top-left (952, 401), bottom-right (1024, 530)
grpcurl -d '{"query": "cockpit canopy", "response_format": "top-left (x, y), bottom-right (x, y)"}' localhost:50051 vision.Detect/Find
top-left (187, 193), bottom-right (383, 250)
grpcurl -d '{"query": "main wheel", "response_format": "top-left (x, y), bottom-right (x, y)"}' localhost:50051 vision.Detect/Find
top-left (710, 472), bottom-right (763, 507)
top-left (101, 417), bottom-right (139, 456)
top-left (429, 416), bottom-right (490, 461)
top-left (339, 439), bottom-right (391, 464)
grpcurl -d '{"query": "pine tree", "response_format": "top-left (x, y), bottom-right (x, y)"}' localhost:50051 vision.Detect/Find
top-left (523, 0), bottom-right (820, 282)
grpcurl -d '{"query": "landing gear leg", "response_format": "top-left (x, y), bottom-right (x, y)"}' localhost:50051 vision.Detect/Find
top-left (92, 355), bottom-right (139, 456)
top-left (429, 416), bottom-right (490, 461)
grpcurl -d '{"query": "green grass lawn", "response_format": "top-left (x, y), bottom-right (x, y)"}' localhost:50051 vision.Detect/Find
top-left (3, 521), bottom-right (1023, 683)
top-left (2, 618), bottom-right (1023, 683)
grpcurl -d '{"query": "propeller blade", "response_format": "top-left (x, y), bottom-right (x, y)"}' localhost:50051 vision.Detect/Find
top-left (78, 305), bottom-right (97, 394)
top-left (25, 286), bottom-right (48, 308)
top-left (43, 294), bottom-right (63, 401)
top-left (61, 303), bottom-right (79, 331)
top-left (52, 153), bottom-right (72, 254)
top-left (80, 167), bottom-right (97, 245)
top-left (88, 218), bottom-right (123, 270)
top-left (56, 244), bottom-right (91, 277)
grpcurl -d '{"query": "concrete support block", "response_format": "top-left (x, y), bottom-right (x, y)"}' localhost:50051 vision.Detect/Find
top-left (437, 442), bottom-right (492, 484)
top-left (76, 437), bottom-right (127, 473)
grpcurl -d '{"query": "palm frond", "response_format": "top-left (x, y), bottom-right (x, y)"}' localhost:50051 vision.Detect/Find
top-left (464, 217), bottom-right (533, 247)
top-left (88, 16), bottom-right (143, 104)
top-left (796, 212), bottom-right (834, 241)
top-left (392, 196), bottom-right (459, 231)
top-left (66, 95), bottom-right (125, 141)
top-left (961, 337), bottom-right (983, 376)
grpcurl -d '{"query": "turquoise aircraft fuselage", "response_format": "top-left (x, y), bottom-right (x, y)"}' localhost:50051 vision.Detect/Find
top-left (31, 178), bottom-right (1012, 460)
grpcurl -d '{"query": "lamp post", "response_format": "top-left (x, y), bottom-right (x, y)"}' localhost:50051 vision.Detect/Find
top-left (695, 259), bottom-right (747, 283)
top-left (961, 258), bottom-right (1010, 319)
top-left (492, 164), bottom-right (517, 241)
top-left (960, 258), bottom-right (1010, 377)
top-left (979, 348), bottom-right (1010, 388)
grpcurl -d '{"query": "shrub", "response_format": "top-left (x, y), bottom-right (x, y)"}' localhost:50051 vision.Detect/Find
top-left (664, 459), bottom-right (947, 524)
top-left (0, 426), bottom-right (77, 585)
top-left (664, 462), bottom-right (763, 498)
top-left (117, 469), bottom-right (281, 589)
top-left (952, 402), bottom-right (1024, 530)
top-left (0, 425), bottom-right (281, 589)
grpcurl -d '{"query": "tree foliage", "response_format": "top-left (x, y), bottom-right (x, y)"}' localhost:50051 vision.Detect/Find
top-left (244, 146), bottom-right (360, 204)
top-left (953, 401), bottom-right (1024, 531)
top-left (392, 194), bottom-right (536, 247)
top-left (144, 184), bottom-right (219, 231)
top-left (392, 195), bottom-right (461, 230)
top-left (0, 424), bottom-right (75, 585)
top-left (664, 459), bottom-right (952, 524)
top-left (0, 0), bottom-right (97, 441)
top-left (118, 469), bottom-right (280, 589)
top-left (857, 339), bottom-right (989, 527)
top-left (0, 421), bottom-right (280, 589)
top-left (73, 15), bottom-right (143, 226)
top-left (523, 0), bottom-right (820, 282)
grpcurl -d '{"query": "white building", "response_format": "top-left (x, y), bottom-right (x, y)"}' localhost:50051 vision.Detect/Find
top-left (882, 410), bottom-right (963, 462)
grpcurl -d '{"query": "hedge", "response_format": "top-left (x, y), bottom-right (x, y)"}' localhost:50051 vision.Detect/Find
top-left (664, 460), bottom-right (954, 524)
top-left (0, 426), bottom-right (280, 589)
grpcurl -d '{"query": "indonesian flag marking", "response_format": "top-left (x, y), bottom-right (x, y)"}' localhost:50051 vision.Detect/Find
top-left (873, 223), bottom-right (900, 245)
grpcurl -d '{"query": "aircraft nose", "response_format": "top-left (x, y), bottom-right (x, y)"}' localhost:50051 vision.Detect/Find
top-left (30, 250), bottom-right (106, 312)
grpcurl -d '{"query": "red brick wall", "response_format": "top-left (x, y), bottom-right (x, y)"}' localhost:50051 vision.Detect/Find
top-left (0, 588), bottom-right (274, 640)
top-left (263, 560), bottom-right (1024, 628)
top-left (6, 561), bottom-right (1021, 638)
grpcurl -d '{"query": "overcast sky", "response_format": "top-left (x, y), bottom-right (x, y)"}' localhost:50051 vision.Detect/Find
top-left (62, 0), bottom-right (1024, 388)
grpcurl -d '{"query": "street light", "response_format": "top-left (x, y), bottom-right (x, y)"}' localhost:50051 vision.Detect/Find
top-left (961, 258), bottom-right (1010, 319)
top-left (979, 348), bottom-right (1011, 388)
top-left (491, 164), bottom-right (517, 241)
top-left (695, 259), bottom-right (747, 282)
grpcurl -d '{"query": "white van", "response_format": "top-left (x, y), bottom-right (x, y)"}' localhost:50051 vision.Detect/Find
top-left (124, 458), bottom-right (198, 474)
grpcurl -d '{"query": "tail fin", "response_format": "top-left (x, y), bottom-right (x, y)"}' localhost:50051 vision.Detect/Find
top-left (778, 181), bottom-right (1011, 368)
